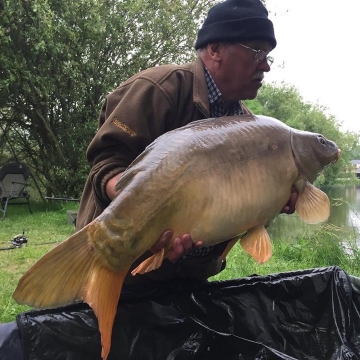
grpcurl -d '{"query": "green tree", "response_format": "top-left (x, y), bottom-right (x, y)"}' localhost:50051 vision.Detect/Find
top-left (349, 138), bottom-right (360, 160)
top-left (0, 0), bottom-right (215, 198)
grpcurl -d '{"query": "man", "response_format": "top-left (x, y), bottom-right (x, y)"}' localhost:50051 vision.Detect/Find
top-left (0, 0), bottom-right (297, 358)
top-left (76, 0), bottom-right (296, 284)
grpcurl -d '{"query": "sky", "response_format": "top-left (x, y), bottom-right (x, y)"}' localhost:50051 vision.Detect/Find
top-left (264, 0), bottom-right (359, 133)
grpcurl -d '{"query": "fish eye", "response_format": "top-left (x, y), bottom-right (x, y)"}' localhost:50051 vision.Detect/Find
top-left (317, 135), bottom-right (326, 145)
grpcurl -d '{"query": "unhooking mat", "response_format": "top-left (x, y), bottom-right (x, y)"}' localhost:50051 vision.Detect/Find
top-left (4, 266), bottom-right (360, 359)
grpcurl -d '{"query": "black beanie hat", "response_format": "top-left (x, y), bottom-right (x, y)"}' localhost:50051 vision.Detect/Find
top-left (195, 0), bottom-right (276, 50)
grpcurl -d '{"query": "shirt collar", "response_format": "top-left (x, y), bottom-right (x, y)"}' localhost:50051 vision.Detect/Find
top-left (204, 66), bottom-right (222, 104)
top-left (204, 66), bottom-right (244, 117)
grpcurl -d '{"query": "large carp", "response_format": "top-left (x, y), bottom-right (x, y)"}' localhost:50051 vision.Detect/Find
top-left (13, 115), bottom-right (340, 360)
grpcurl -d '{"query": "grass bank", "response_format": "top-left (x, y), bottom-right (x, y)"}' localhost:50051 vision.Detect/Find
top-left (0, 201), bottom-right (79, 323)
top-left (1, 201), bottom-right (359, 323)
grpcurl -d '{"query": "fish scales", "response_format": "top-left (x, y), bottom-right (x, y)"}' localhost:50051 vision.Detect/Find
top-left (105, 116), bottom-right (295, 247)
top-left (13, 114), bottom-right (340, 360)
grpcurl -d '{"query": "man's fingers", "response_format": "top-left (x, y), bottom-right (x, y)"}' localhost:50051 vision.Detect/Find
top-left (181, 234), bottom-right (193, 253)
top-left (167, 237), bottom-right (185, 262)
top-left (150, 229), bottom-right (173, 253)
top-left (281, 187), bottom-right (299, 214)
top-left (194, 240), bottom-right (203, 248)
top-left (166, 234), bottom-right (202, 263)
top-left (150, 231), bottom-right (204, 263)
top-left (285, 190), bottom-right (298, 214)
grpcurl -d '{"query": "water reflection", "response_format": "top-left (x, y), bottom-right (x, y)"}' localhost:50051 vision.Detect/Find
top-left (267, 186), bottom-right (360, 242)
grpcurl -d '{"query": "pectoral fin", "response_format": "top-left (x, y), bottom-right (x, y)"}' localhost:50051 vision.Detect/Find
top-left (240, 226), bottom-right (272, 264)
top-left (295, 181), bottom-right (330, 224)
top-left (131, 247), bottom-right (165, 275)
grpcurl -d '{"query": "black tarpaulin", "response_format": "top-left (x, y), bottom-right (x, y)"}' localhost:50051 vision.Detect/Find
top-left (16, 266), bottom-right (360, 359)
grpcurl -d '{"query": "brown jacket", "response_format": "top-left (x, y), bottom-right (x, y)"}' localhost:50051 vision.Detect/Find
top-left (76, 57), bottom-right (250, 283)
top-left (77, 57), bottom-right (211, 229)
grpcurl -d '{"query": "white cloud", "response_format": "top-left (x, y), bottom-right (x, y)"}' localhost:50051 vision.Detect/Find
top-left (265, 0), bottom-right (359, 133)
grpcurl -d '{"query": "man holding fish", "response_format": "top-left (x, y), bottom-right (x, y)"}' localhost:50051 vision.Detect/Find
top-left (75, 0), bottom-right (297, 285)
top-left (0, 0), bottom-right (300, 359)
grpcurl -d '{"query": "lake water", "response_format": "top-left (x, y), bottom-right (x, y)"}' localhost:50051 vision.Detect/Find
top-left (267, 186), bottom-right (360, 243)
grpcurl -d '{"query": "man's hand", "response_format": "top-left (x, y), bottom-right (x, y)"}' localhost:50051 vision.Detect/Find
top-left (150, 230), bottom-right (203, 263)
top-left (106, 172), bottom-right (123, 200)
top-left (281, 186), bottom-right (298, 214)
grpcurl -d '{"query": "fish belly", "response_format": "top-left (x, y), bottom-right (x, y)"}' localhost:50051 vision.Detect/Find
top-left (137, 151), bottom-right (298, 250)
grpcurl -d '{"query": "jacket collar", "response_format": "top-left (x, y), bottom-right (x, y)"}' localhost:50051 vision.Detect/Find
top-left (192, 57), bottom-right (211, 118)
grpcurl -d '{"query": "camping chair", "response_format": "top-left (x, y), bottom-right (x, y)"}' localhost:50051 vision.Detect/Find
top-left (0, 163), bottom-right (32, 220)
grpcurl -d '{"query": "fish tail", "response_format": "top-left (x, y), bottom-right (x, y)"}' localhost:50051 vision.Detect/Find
top-left (13, 225), bottom-right (129, 360)
top-left (83, 260), bottom-right (128, 360)
top-left (13, 227), bottom-right (93, 308)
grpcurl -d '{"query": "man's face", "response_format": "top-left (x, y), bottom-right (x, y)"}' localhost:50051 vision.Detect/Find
top-left (216, 40), bottom-right (273, 102)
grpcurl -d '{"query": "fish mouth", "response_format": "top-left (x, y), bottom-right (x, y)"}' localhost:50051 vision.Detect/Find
top-left (330, 148), bottom-right (341, 164)
top-left (335, 148), bottom-right (341, 162)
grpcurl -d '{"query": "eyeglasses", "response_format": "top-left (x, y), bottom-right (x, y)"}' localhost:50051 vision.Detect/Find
top-left (235, 43), bottom-right (274, 66)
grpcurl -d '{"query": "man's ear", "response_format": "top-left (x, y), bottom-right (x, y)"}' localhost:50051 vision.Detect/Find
top-left (207, 43), bottom-right (223, 62)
